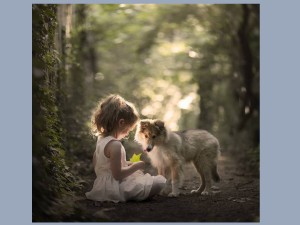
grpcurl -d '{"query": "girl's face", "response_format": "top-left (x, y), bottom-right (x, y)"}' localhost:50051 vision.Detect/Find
top-left (116, 119), bottom-right (136, 140)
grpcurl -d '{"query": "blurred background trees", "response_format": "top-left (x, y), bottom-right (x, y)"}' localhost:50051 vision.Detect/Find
top-left (33, 4), bottom-right (259, 221)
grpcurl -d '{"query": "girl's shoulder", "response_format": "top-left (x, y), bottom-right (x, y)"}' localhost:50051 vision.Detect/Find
top-left (102, 137), bottom-right (122, 159)
top-left (98, 135), bottom-right (122, 151)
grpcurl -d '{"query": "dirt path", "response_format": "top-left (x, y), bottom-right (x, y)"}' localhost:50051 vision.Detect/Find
top-left (74, 153), bottom-right (259, 222)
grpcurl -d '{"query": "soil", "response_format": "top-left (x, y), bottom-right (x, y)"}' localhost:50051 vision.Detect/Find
top-left (74, 152), bottom-right (259, 222)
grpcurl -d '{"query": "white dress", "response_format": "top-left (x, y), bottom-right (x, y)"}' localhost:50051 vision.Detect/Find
top-left (85, 136), bottom-right (166, 203)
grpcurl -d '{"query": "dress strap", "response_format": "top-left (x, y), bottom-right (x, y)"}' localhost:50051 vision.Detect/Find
top-left (97, 136), bottom-right (120, 157)
top-left (99, 136), bottom-right (118, 147)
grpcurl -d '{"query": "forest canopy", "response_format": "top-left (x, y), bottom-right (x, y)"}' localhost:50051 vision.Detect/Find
top-left (32, 4), bottom-right (259, 221)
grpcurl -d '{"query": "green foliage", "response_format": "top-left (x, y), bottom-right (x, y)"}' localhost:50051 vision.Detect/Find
top-left (32, 4), bottom-right (82, 221)
top-left (33, 4), bottom-right (259, 220)
top-left (65, 3), bottom-right (259, 154)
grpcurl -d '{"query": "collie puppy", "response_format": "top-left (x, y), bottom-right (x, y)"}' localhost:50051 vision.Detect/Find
top-left (135, 119), bottom-right (220, 197)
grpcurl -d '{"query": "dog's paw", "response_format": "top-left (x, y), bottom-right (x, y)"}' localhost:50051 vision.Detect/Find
top-left (191, 189), bottom-right (200, 194)
top-left (168, 192), bottom-right (179, 197)
top-left (201, 190), bottom-right (210, 195)
top-left (211, 185), bottom-right (220, 191)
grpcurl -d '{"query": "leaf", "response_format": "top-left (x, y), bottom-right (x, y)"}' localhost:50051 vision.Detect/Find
top-left (130, 153), bottom-right (142, 163)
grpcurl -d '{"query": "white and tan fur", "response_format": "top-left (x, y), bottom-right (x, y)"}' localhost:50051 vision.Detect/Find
top-left (135, 119), bottom-right (220, 197)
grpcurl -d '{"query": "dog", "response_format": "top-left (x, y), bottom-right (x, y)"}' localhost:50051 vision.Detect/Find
top-left (135, 119), bottom-right (220, 197)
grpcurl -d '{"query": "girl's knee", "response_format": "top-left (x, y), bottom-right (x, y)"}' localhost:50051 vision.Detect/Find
top-left (155, 175), bottom-right (167, 182)
top-left (148, 176), bottom-right (167, 197)
top-left (149, 182), bottom-right (165, 197)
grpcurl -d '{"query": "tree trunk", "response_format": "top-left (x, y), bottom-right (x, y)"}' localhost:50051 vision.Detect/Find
top-left (237, 4), bottom-right (254, 130)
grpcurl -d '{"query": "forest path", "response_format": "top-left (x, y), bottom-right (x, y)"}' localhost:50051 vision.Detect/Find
top-left (75, 152), bottom-right (259, 222)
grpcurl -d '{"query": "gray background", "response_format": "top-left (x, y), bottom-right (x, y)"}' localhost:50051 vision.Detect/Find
top-left (1, 0), bottom-right (299, 224)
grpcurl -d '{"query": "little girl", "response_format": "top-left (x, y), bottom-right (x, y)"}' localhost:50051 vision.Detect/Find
top-left (85, 94), bottom-right (166, 202)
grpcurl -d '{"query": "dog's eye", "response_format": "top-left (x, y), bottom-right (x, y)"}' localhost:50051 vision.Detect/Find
top-left (145, 134), bottom-right (148, 138)
top-left (152, 135), bottom-right (156, 139)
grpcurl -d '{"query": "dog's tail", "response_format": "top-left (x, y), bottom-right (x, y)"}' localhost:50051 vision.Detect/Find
top-left (211, 164), bottom-right (220, 182)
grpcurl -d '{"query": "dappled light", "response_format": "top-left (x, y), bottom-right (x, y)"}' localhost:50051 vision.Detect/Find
top-left (33, 4), bottom-right (259, 222)
top-left (178, 92), bottom-right (198, 110)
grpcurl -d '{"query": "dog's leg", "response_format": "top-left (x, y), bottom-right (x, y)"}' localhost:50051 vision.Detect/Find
top-left (168, 165), bottom-right (181, 197)
top-left (191, 160), bottom-right (208, 195)
top-left (202, 168), bottom-right (212, 195)
top-left (210, 161), bottom-right (220, 192)
top-left (159, 167), bottom-right (172, 196)
top-left (178, 165), bottom-right (184, 189)
top-left (157, 166), bottom-right (164, 177)
top-left (168, 181), bottom-right (180, 197)
top-left (211, 162), bottom-right (220, 183)
top-left (200, 161), bottom-right (213, 195)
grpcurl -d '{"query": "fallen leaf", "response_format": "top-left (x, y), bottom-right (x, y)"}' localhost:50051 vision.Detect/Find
top-left (130, 153), bottom-right (142, 162)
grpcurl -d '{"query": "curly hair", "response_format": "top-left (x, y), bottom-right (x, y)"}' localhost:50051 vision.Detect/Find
top-left (91, 94), bottom-right (139, 136)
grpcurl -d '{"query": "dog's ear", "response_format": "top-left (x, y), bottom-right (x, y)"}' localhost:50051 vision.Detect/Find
top-left (154, 120), bottom-right (165, 130)
top-left (140, 120), bottom-right (150, 131)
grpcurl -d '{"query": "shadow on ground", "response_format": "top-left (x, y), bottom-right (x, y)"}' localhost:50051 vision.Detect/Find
top-left (72, 152), bottom-right (259, 222)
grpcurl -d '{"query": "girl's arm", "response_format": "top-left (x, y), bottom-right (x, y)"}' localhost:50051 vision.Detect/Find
top-left (107, 141), bottom-right (145, 181)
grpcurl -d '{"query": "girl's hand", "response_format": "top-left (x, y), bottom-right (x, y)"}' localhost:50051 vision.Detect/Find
top-left (133, 161), bottom-right (145, 170)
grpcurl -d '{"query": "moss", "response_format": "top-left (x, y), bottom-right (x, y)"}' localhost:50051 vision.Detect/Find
top-left (32, 4), bottom-right (82, 221)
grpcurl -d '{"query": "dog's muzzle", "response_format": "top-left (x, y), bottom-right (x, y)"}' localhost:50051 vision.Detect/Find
top-left (146, 144), bottom-right (153, 152)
